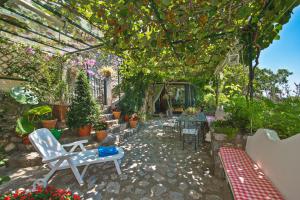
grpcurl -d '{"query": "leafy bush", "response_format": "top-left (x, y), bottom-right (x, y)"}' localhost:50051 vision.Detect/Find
top-left (211, 120), bottom-right (238, 139)
top-left (0, 186), bottom-right (80, 200)
top-left (94, 121), bottom-right (107, 131)
top-left (223, 96), bottom-right (250, 133)
top-left (256, 98), bottom-right (300, 139)
top-left (223, 96), bottom-right (300, 138)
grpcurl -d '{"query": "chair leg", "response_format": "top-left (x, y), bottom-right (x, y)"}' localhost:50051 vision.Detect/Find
top-left (194, 135), bottom-right (197, 151)
top-left (80, 164), bottom-right (90, 180)
top-left (114, 160), bottom-right (122, 175)
top-left (182, 134), bottom-right (185, 150)
top-left (68, 160), bottom-right (84, 185)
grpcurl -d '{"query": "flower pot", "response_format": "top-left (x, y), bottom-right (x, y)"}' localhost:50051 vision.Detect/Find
top-left (53, 105), bottom-right (68, 122)
top-left (124, 115), bottom-right (129, 122)
top-left (78, 125), bottom-right (92, 137)
top-left (129, 119), bottom-right (138, 128)
top-left (96, 130), bottom-right (107, 141)
top-left (112, 111), bottom-right (121, 119)
top-left (42, 119), bottom-right (57, 129)
top-left (22, 136), bottom-right (31, 145)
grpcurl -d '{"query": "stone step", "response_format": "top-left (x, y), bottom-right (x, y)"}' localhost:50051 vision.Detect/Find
top-left (102, 105), bottom-right (111, 114)
top-left (100, 113), bottom-right (114, 120)
top-left (107, 124), bottom-right (120, 134)
top-left (119, 123), bottom-right (128, 131)
top-left (105, 119), bottom-right (119, 127)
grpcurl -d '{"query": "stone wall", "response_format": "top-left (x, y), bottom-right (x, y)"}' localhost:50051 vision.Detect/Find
top-left (0, 92), bottom-right (34, 153)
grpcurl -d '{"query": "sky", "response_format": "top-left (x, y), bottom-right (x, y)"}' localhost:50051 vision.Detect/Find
top-left (259, 5), bottom-right (300, 91)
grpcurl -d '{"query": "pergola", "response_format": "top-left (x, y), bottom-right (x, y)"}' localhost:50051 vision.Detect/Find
top-left (0, 0), bottom-right (104, 54)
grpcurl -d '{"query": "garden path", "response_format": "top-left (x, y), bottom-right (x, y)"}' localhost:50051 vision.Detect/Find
top-left (0, 120), bottom-right (230, 199)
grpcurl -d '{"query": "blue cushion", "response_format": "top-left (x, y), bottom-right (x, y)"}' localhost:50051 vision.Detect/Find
top-left (98, 146), bottom-right (118, 157)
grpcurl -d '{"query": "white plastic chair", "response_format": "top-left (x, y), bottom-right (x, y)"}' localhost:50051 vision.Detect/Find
top-left (29, 128), bottom-right (124, 188)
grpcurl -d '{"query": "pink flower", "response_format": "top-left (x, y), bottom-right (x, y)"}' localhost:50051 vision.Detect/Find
top-left (84, 59), bottom-right (96, 66)
top-left (26, 47), bottom-right (35, 55)
top-left (86, 69), bottom-right (95, 76)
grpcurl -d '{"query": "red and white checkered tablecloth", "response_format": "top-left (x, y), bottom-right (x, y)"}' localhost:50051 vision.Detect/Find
top-left (219, 147), bottom-right (284, 200)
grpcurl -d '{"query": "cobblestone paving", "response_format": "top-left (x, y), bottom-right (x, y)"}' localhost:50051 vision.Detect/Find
top-left (0, 120), bottom-right (229, 199)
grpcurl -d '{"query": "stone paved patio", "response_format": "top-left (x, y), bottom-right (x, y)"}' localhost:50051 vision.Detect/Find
top-left (0, 120), bottom-right (231, 199)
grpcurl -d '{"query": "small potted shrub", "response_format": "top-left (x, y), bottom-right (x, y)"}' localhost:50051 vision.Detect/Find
top-left (112, 107), bottom-right (121, 119)
top-left (99, 66), bottom-right (114, 77)
top-left (129, 113), bottom-right (138, 128)
top-left (67, 70), bottom-right (98, 137)
top-left (184, 107), bottom-right (198, 115)
top-left (15, 105), bottom-right (55, 144)
top-left (41, 111), bottom-right (57, 129)
top-left (94, 121), bottom-right (108, 141)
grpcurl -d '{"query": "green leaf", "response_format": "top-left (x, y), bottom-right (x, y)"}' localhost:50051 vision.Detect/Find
top-left (162, 0), bottom-right (171, 6)
top-left (10, 87), bottom-right (38, 105)
top-left (26, 105), bottom-right (52, 116)
top-left (0, 176), bottom-right (10, 185)
top-left (16, 117), bottom-right (35, 135)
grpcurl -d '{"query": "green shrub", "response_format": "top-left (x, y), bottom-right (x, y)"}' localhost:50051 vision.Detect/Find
top-left (211, 120), bottom-right (238, 139)
top-left (223, 96), bottom-right (300, 139)
top-left (67, 70), bottom-right (99, 129)
top-left (94, 121), bottom-right (107, 131)
top-left (223, 96), bottom-right (250, 133)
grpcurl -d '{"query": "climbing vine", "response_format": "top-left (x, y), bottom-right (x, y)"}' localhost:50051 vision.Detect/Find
top-left (49, 0), bottom-right (299, 82)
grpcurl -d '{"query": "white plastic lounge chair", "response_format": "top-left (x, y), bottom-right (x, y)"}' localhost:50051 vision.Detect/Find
top-left (29, 128), bottom-right (124, 188)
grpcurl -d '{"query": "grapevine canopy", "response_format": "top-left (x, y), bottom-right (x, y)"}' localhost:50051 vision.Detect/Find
top-left (1, 0), bottom-right (299, 79)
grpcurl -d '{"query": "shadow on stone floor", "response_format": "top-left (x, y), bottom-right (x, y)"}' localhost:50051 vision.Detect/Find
top-left (0, 120), bottom-right (231, 200)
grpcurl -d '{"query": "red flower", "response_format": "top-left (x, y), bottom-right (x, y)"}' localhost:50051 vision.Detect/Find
top-left (4, 196), bottom-right (11, 200)
top-left (73, 194), bottom-right (81, 200)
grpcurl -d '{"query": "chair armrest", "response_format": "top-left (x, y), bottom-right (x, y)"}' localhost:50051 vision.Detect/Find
top-left (62, 140), bottom-right (88, 147)
top-left (62, 140), bottom-right (88, 152)
top-left (42, 152), bottom-right (77, 163)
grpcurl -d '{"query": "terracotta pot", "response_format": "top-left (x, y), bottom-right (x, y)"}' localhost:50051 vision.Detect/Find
top-left (78, 125), bottom-right (92, 137)
top-left (112, 111), bottom-right (121, 119)
top-left (53, 105), bottom-right (68, 122)
top-left (22, 136), bottom-right (31, 145)
top-left (96, 130), bottom-right (107, 141)
top-left (42, 119), bottom-right (57, 129)
top-left (129, 119), bottom-right (138, 128)
top-left (124, 114), bottom-right (129, 122)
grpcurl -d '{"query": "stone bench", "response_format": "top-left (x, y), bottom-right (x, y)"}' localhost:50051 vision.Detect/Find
top-left (219, 129), bottom-right (300, 200)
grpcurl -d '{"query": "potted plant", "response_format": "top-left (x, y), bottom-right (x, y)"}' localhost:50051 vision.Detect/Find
top-left (112, 107), bottom-right (121, 119)
top-left (15, 105), bottom-right (54, 144)
top-left (184, 107), bottom-right (198, 115)
top-left (129, 113), bottom-right (138, 128)
top-left (94, 121), bottom-right (108, 141)
top-left (124, 114), bottom-right (130, 122)
top-left (39, 108), bottom-right (57, 129)
top-left (67, 70), bottom-right (99, 137)
top-left (99, 66), bottom-right (114, 77)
